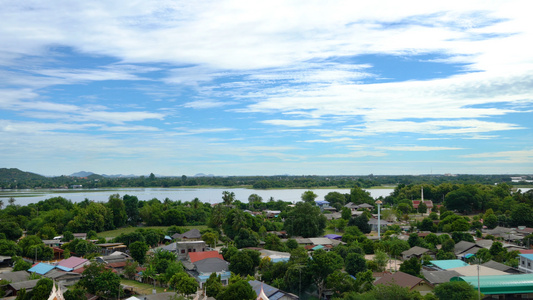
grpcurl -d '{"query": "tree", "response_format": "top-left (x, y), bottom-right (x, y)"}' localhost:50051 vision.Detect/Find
top-left (417, 201), bottom-right (427, 215)
top-left (0, 222), bottom-right (23, 240)
top-left (234, 228), bottom-right (259, 249)
top-left (307, 249), bottom-right (343, 299)
top-left (205, 273), bottom-right (223, 298)
top-left (24, 277), bottom-right (53, 300)
top-left (129, 241), bottom-right (149, 265)
top-left (123, 261), bottom-right (139, 279)
top-left (79, 262), bottom-right (122, 298)
top-left (349, 214), bottom-right (371, 234)
top-left (222, 191), bottom-right (235, 206)
top-left (399, 257), bottom-right (421, 277)
top-left (64, 288), bottom-right (87, 300)
top-left (484, 213), bottom-right (498, 229)
top-left (326, 270), bottom-right (357, 298)
top-left (301, 190), bottom-right (318, 203)
top-left (345, 253), bottom-right (367, 276)
top-left (434, 281), bottom-right (480, 300)
top-left (342, 207), bottom-right (352, 220)
top-left (284, 202), bottom-right (327, 238)
top-left (229, 249), bottom-right (261, 276)
top-left (349, 186), bottom-right (373, 204)
top-left (248, 193), bottom-right (263, 203)
top-left (325, 191), bottom-right (346, 210)
top-left (218, 279), bottom-right (256, 300)
top-left (169, 272), bottom-right (198, 297)
top-left (372, 250), bottom-right (389, 272)
top-left (107, 194), bottom-right (127, 228)
top-left (202, 232), bottom-right (218, 248)
top-left (12, 256), bottom-right (31, 271)
top-left (123, 194), bottom-right (140, 225)
top-left (0, 239), bottom-right (22, 256)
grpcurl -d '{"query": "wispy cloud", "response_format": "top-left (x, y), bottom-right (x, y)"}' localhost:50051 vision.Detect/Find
top-left (377, 146), bottom-right (464, 151)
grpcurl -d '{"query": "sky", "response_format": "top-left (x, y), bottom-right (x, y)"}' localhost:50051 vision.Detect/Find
top-left (1, 1), bottom-right (532, 176)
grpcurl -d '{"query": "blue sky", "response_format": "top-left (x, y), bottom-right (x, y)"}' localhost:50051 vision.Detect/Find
top-left (1, 1), bottom-right (532, 176)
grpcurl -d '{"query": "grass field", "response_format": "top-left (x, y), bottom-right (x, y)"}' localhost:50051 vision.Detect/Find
top-left (98, 225), bottom-right (208, 238)
top-left (121, 278), bottom-right (169, 295)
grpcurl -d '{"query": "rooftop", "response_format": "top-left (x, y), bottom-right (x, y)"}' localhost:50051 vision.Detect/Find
top-left (430, 260), bottom-right (469, 270)
top-left (452, 274), bottom-right (533, 295)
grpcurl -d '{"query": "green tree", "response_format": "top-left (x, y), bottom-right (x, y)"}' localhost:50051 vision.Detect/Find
top-left (64, 288), bottom-right (87, 300)
top-left (307, 249), bottom-right (343, 299)
top-left (79, 262), bottom-right (122, 298)
top-left (417, 202), bottom-right (427, 215)
top-left (205, 272), bottom-right (223, 298)
top-left (229, 249), bottom-right (261, 276)
top-left (234, 228), bottom-right (259, 249)
top-left (326, 270), bottom-right (357, 298)
top-left (284, 202), bottom-right (327, 238)
top-left (107, 194), bottom-right (127, 228)
top-left (129, 241), bottom-right (149, 265)
top-left (399, 257), bottom-right (421, 277)
top-left (218, 279), bottom-right (256, 300)
top-left (169, 272), bottom-right (198, 297)
top-left (0, 239), bottom-right (22, 256)
top-left (434, 281), bottom-right (479, 300)
top-left (222, 191), bottom-right (235, 206)
top-left (123, 194), bottom-right (140, 225)
top-left (345, 253), bottom-right (367, 276)
top-left (0, 222), bottom-right (23, 240)
top-left (342, 207), bottom-right (352, 220)
top-left (301, 190), bottom-right (318, 203)
top-left (202, 232), bottom-right (218, 248)
top-left (372, 250), bottom-right (389, 272)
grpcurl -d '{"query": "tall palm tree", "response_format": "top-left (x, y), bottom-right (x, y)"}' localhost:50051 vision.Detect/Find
top-left (0, 199), bottom-right (4, 210)
top-left (222, 191), bottom-right (235, 206)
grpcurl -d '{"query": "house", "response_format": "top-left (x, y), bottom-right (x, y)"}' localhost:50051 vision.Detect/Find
top-left (188, 251), bottom-right (224, 263)
top-left (448, 265), bottom-right (508, 277)
top-left (401, 246), bottom-right (432, 260)
top-left (429, 259), bottom-right (469, 270)
top-left (28, 263), bottom-right (55, 275)
top-left (519, 253), bottom-right (533, 273)
top-left (0, 270), bottom-right (30, 283)
top-left (162, 241), bottom-right (207, 259)
top-left (56, 256), bottom-right (89, 271)
top-left (248, 280), bottom-right (299, 300)
top-left (172, 228), bottom-right (202, 241)
top-left (367, 218), bottom-right (391, 232)
top-left (186, 257), bottom-right (231, 288)
top-left (96, 252), bottom-right (132, 265)
top-left (95, 242), bottom-right (127, 255)
top-left (412, 200), bottom-right (433, 213)
top-left (73, 233), bottom-right (87, 240)
top-left (43, 269), bottom-right (82, 286)
top-left (421, 270), bottom-right (462, 286)
top-left (454, 241), bottom-right (483, 258)
top-left (4, 279), bottom-right (40, 297)
top-left (373, 271), bottom-right (433, 295)
top-left (257, 249), bottom-right (291, 263)
top-left (451, 274), bottom-right (533, 298)
top-left (482, 260), bottom-right (521, 274)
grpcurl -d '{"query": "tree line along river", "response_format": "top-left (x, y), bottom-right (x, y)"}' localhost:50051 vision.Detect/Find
top-left (0, 187), bottom-right (396, 206)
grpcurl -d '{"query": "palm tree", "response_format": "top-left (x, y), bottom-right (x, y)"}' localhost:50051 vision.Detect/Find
top-left (0, 199), bottom-right (3, 210)
top-left (191, 197), bottom-right (201, 209)
top-left (222, 191), bottom-right (235, 206)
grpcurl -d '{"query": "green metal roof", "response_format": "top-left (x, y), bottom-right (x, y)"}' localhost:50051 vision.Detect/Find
top-left (312, 245), bottom-right (324, 251)
top-left (451, 274), bottom-right (533, 295)
top-left (430, 259), bottom-right (469, 270)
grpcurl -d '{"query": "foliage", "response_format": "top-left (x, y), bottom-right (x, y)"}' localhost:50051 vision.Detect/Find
top-left (301, 190), bottom-right (318, 203)
top-left (345, 253), bottom-right (367, 276)
top-left (129, 241), bottom-right (149, 265)
top-left (205, 272), bottom-right (223, 298)
top-left (326, 270), bottom-right (357, 297)
top-left (218, 278), bottom-right (256, 300)
top-left (16, 277), bottom-right (53, 300)
top-left (64, 288), bottom-right (87, 300)
top-left (228, 249), bottom-right (261, 276)
top-left (307, 249), bottom-right (343, 299)
top-left (12, 256), bottom-right (32, 271)
top-left (345, 283), bottom-right (423, 300)
top-left (0, 222), bottom-right (23, 240)
top-left (0, 239), bottom-right (22, 256)
top-left (348, 214), bottom-right (371, 234)
top-left (399, 257), bottom-right (421, 277)
top-left (283, 202), bottom-right (326, 238)
top-left (169, 272), bottom-right (198, 296)
top-left (79, 262), bottom-right (122, 299)
top-left (433, 281), bottom-right (480, 300)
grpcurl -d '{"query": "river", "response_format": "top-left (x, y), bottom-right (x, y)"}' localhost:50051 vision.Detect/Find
top-left (0, 187), bottom-right (395, 206)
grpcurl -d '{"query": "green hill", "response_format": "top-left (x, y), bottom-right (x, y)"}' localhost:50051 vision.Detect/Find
top-left (0, 168), bottom-right (46, 182)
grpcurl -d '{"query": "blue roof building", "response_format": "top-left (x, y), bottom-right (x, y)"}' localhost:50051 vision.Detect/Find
top-left (430, 259), bottom-right (469, 270)
top-left (28, 263), bottom-right (55, 275)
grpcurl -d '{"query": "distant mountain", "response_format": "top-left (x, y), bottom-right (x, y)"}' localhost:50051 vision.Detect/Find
top-left (0, 168), bottom-right (46, 181)
top-left (70, 171), bottom-right (95, 177)
top-left (100, 174), bottom-right (138, 178)
top-left (194, 173), bottom-right (215, 177)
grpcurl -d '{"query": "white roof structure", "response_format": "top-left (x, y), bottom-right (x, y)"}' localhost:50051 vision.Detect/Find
top-left (47, 282), bottom-right (65, 300)
top-left (449, 265), bottom-right (508, 277)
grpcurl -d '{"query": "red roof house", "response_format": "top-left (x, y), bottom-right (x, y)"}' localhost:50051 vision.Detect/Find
top-left (188, 251), bottom-right (224, 263)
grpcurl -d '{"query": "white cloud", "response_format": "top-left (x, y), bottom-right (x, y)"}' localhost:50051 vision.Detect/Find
top-left (261, 119), bottom-right (322, 127)
top-left (377, 146), bottom-right (463, 151)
